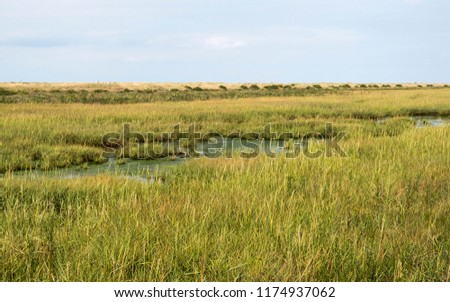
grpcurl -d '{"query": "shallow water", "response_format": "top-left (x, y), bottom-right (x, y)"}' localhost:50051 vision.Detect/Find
top-left (376, 116), bottom-right (450, 127)
top-left (7, 138), bottom-right (303, 182)
top-left (196, 138), bottom-right (300, 157)
top-left (5, 116), bottom-right (448, 181)
top-left (411, 116), bottom-right (450, 128)
top-left (7, 157), bottom-right (183, 183)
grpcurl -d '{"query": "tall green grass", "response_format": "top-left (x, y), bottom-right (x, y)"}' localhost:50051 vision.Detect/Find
top-left (0, 87), bottom-right (449, 281)
top-left (1, 126), bottom-right (449, 281)
top-left (1, 88), bottom-right (450, 172)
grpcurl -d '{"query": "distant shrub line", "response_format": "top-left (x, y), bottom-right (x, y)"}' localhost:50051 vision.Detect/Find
top-left (0, 84), bottom-right (447, 104)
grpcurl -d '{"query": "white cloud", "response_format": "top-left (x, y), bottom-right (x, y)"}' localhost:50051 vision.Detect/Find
top-left (205, 35), bottom-right (246, 50)
top-left (402, 0), bottom-right (422, 4)
top-left (266, 26), bottom-right (365, 44)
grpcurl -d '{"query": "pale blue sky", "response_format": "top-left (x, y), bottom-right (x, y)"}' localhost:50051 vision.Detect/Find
top-left (1, 0), bottom-right (449, 83)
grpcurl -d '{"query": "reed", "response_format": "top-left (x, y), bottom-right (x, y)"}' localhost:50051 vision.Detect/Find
top-left (0, 87), bottom-right (449, 281)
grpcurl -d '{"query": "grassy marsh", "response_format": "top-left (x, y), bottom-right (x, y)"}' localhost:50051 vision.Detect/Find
top-left (0, 85), bottom-right (449, 281)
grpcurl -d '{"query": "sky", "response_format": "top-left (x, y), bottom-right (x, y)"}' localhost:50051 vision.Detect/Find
top-left (0, 0), bottom-right (449, 83)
